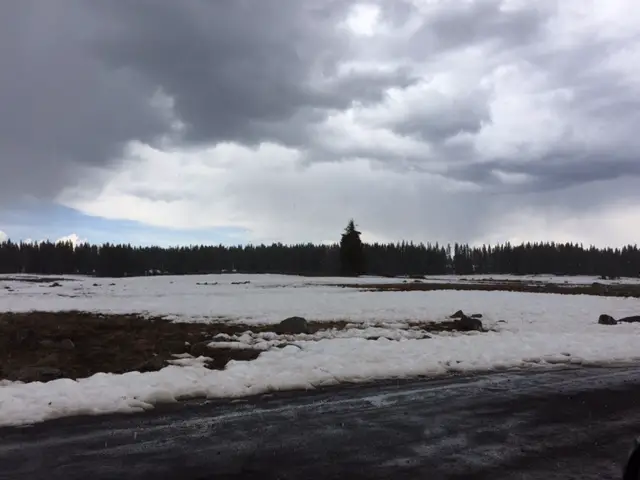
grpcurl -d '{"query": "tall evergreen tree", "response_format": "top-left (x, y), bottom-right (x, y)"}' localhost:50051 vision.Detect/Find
top-left (339, 219), bottom-right (365, 276)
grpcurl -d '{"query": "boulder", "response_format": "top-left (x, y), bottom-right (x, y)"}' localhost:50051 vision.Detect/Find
top-left (618, 315), bottom-right (640, 324)
top-left (598, 314), bottom-right (617, 325)
top-left (58, 338), bottom-right (75, 350)
top-left (450, 310), bottom-right (465, 319)
top-left (34, 353), bottom-right (60, 367)
top-left (455, 315), bottom-right (483, 332)
top-left (470, 313), bottom-right (483, 319)
top-left (275, 316), bottom-right (310, 335)
top-left (39, 338), bottom-right (75, 350)
top-left (39, 339), bottom-right (57, 349)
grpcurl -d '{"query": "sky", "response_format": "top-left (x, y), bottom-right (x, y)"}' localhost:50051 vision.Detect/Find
top-left (1, 0), bottom-right (639, 248)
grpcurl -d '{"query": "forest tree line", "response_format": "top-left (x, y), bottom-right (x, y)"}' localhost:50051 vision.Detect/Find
top-left (0, 236), bottom-right (638, 278)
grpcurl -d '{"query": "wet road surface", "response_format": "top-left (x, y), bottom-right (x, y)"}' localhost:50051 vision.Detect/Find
top-left (1, 366), bottom-right (639, 479)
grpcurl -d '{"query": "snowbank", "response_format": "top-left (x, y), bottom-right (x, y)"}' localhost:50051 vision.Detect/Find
top-left (2, 329), bottom-right (640, 427)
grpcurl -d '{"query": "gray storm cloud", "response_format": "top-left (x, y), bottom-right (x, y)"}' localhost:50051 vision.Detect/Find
top-left (89, 0), bottom-right (417, 146)
top-left (1, 0), bottom-right (639, 243)
top-left (0, 0), bottom-right (415, 204)
top-left (0, 1), bottom-right (170, 202)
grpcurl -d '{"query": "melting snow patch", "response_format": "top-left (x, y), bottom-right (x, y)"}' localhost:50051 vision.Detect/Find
top-left (2, 329), bottom-right (640, 427)
top-left (167, 356), bottom-right (212, 367)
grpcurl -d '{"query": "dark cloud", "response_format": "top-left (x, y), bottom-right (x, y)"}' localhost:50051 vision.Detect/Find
top-left (360, 0), bottom-right (640, 201)
top-left (0, 0), bottom-right (417, 206)
top-left (379, 0), bottom-right (549, 57)
top-left (90, 0), bottom-right (414, 146)
top-left (0, 0), bottom-right (169, 203)
top-left (393, 88), bottom-right (491, 143)
top-left (449, 153), bottom-right (640, 191)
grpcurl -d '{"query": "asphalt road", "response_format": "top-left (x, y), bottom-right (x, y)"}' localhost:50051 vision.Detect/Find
top-left (1, 366), bottom-right (640, 480)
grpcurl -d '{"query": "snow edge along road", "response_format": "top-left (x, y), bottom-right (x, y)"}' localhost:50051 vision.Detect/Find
top-left (2, 329), bottom-right (640, 427)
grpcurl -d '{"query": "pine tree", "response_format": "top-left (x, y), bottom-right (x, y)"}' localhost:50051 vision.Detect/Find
top-left (339, 219), bottom-right (365, 276)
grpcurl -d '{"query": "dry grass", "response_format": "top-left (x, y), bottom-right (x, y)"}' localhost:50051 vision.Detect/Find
top-left (333, 281), bottom-right (640, 298)
top-left (0, 311), bottom-right (305, 382)
top-left (0, 310), bottom-right (490, 383)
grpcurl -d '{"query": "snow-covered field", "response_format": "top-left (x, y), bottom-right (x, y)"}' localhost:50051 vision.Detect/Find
top-left (0, 273), bottom-right (637, 323)
top-left (1, 273), bottom-right (639, 426)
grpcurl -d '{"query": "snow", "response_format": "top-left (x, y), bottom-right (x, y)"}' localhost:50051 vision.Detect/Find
top-left (1, 273), bottom-right (639, 427)
top-left (206, 325), bottom-right (433, 351)
top-left (2, 330), bottom-right (639, 427)
top-left (0, 273), bottom-right (637, 324)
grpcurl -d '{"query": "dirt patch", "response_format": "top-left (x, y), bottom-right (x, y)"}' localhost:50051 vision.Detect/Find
top-left (333, 281), bottom-right (640, 298)
top-left (0, 276), bottom-right (76, 284)
top-left (0, 312), bottom-right (306, 383)
top-left (0, 311), bottom-right (484, 383)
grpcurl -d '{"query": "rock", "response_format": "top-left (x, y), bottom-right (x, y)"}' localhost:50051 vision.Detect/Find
top-left (58, 338), bottom-right (75, 350)
top-left (618, 315), bottom-right (640, 323)
top-left (39, 339), bottom-right (57, 349)
top-left (133, 356), bottom-right (165, 373)
top-left (455, 315), bottom-right (483, 332)
top-left (450, 310), bottom-right (465, 319)
top-left (275, 316), bottom-right (310, 335)
top-left (39, 338), bottom-right (75, 350)
top-left (470, 313), bottom-right (483, 319)
top-left (17, 366), bottom-right (63, 383)
top-left (34, 353), bottom-right (60, 367)
top-left (49, 282), bottom-right (62, 287)
top-left (598, 314), bottom-right (617, 325)
top-left (190, 342), bottom-right (212, 357)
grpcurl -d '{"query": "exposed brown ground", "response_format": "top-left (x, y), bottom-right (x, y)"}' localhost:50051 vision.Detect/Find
top-left (0, 311), bottom-right (350, 383)
top-left (0, 311), bottom-right (490, 383)
top-left (332, 280), bottom-right (640, 297)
